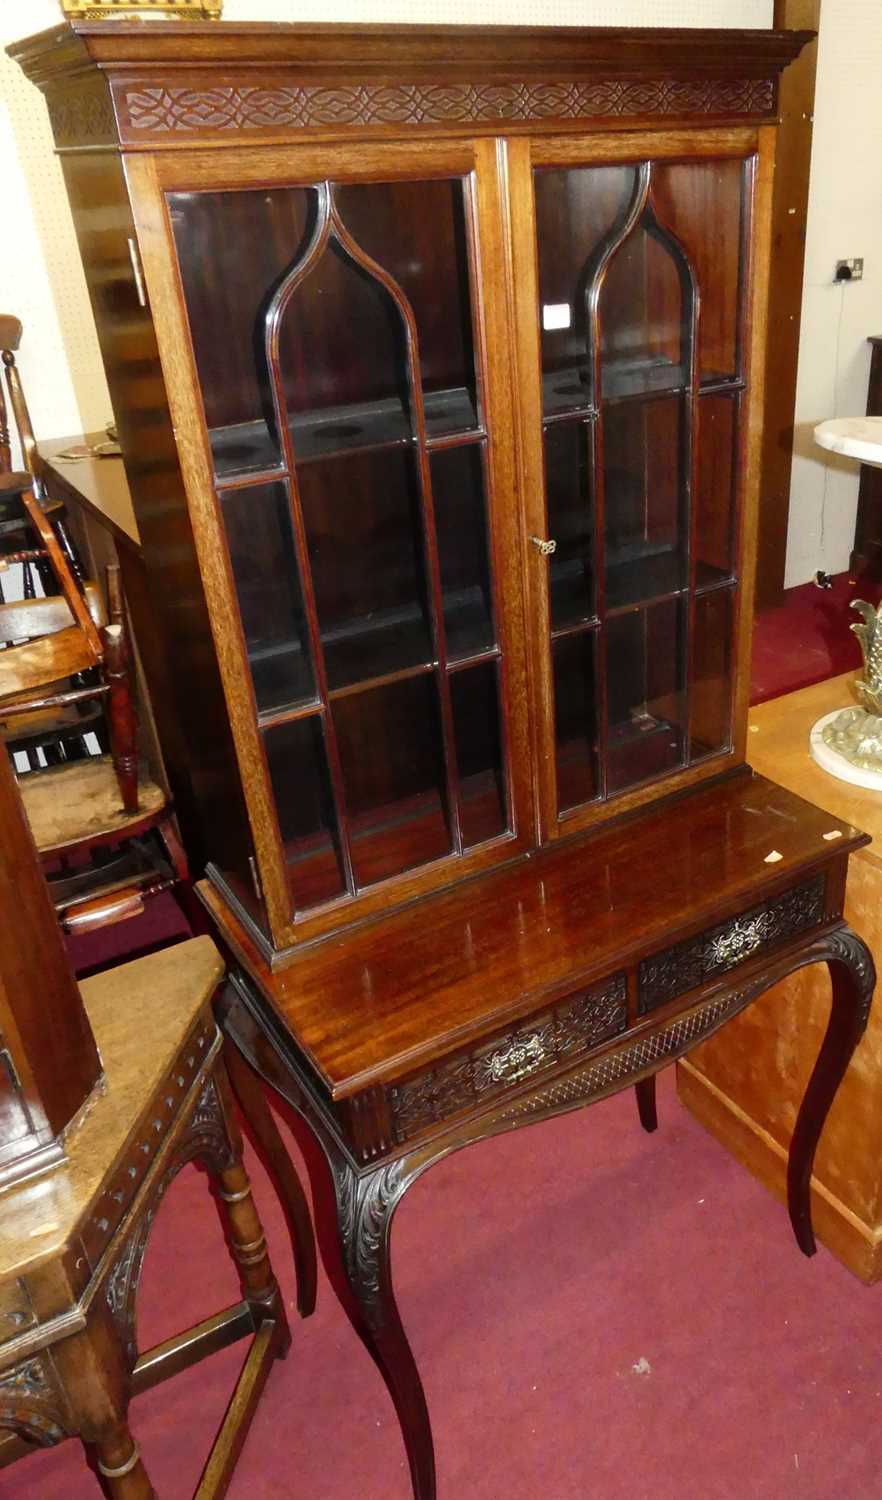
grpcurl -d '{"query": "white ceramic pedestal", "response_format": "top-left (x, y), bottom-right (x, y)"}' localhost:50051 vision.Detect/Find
top-left (810, 708), bottom-right (882, 790)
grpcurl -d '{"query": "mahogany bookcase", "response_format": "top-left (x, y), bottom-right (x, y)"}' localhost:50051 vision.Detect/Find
top-left (11, 21), bottom-right (875, 1498)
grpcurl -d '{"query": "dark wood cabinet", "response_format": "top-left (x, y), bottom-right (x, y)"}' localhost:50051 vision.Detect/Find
top-left (13, 22), bottom-right (878, 1499)
top-left (10, 19), bottom-right (813, 967)
top-left (850, 334), bottom-right (882, 585)
top-left (0, 747), bottom-right (101, 1190)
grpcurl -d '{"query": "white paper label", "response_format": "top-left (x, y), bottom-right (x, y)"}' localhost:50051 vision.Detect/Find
top-left (542, 302), bottom-right (572, 331)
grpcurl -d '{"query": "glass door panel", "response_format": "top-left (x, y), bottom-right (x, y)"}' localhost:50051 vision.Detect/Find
top-left (450, 661), bottom-right (508, 847)
top-left (263, 717), bottom-right (347, 909)
top-left (606, 599), bottom-right (687, 795)
top-left (651, 159), bottom-right (745, 386)
top-left (533, 151), bottom-right (750, 822)
top-left (603, 395), bottom-right (687, 610)
top-left (544, 421), bottom-right (596, 632)
top-left (534, 165), bottom-right (636, 417)
top-left (431, 445), bottom-right (495, 662)
top-left (219, 481), bottom-right (315, 716)
top-left (297, 448), bottom-right (431, 691)
top-left (689, 588), bottom-right (735, 761)
top-left (334, 179), bottom-right (480, 438)
top-left (696, 391), bottom-right (739, 589)
top-left (599, 216), bottom-right (691, 400)
top-left (333, 674), bottom-right (452, 887)
top-left (170, 169), bottom-right (511, 919)
top-left (553, 631), bottom-right (600, 812)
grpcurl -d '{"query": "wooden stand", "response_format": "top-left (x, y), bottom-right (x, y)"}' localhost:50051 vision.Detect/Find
top-left (0, 938), bottom-right (313, 1496)
top-left (678, 672), bottom-right (882, 1283)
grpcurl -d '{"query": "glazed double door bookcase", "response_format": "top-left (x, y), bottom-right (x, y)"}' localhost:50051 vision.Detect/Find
top-left (144, 126), bottom-right (755, 957)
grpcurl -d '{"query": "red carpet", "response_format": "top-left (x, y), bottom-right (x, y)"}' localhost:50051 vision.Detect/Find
top-left (750, 571), bottom-right (880, 706)
top-left (9, 1070), bottom-right (882, 1500)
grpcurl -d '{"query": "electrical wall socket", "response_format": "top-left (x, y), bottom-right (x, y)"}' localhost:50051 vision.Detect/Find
top-left (835, 258), bottom-right (864, 282)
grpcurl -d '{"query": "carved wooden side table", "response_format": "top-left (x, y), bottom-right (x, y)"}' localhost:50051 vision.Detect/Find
top-left (0, 936), bottom-right (315, 1498)
top-left (205, 771), bottom-right (876, 1500)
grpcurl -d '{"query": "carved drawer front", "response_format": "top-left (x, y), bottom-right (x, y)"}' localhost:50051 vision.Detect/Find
top-left (638, 874), bottom-right (825, 1014)
top-left (388, 973), bottom-right (627, 1142)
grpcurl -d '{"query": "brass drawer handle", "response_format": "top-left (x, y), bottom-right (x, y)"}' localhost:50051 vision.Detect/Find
top-left (529, 535), bottom-right (557, 556)
top-left (485, 1033), bottom-right (546, 1085)
top-left (707, 913), bottom-right (774, 967)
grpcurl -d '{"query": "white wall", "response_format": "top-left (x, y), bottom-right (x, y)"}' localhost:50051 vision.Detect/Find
top-left (0, 0), bottom-right (771, 462)
top-left (785, 0), bottom-right (882, 587)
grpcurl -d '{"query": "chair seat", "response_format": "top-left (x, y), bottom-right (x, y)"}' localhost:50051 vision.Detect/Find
top-left (18, 754), bottom-right (167, 852)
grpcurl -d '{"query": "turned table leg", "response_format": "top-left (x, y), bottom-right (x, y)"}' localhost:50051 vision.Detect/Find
top-left (223, 1039), bottom-right (317, 1319)
top-left (209, 1062), bottom-right (292, 1354)
top-left (50, 1307), bottom-right (155, 1500)
top-left (787, 927), bottom-right (876, 1256)
top-left (93, 1422), bottom-right (154, 1500)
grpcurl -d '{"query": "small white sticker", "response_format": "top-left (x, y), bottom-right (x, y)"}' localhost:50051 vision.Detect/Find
top-left (542, 302), bottom-right (572, 331)
top-left (764, 850), bottom-right (783, 863)
top-left (823, 830), bottom-right (843, 841)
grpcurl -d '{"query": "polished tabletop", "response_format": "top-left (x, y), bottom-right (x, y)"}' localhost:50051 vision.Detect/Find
top-left (40, 431), bottom-right (140, 550)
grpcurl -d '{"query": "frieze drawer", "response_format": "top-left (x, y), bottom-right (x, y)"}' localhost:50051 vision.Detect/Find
top-left (638, 875), bottom-right (826, 1014)
top-left (387, 973), bottom-right (628, 1142)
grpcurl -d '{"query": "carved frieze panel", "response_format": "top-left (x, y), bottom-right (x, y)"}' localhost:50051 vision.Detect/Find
top-left (82, 1014), bottom-right (217, 1270)
top-left (114, 76), bottom-right (775, 142)
top-left (496, 989), bottom-right (742, 1130)
top-left (47, 79), bottom-right (117, 148)
top-left (387, 973), bottom-right (627, 1141)
top-left (638, 876), bottom-right (826, 1013)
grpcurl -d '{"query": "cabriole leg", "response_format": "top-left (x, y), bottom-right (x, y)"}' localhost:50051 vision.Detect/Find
top-left (788, 927), bottom-right (876, 1256)
top-left (316, 1146), bottom-right (435, 1500)
top-left (634, 1075), bottom-right (658, 1133)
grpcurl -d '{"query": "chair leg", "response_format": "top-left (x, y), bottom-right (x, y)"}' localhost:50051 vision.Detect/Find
top-left (102, 567), bottom-right (139, 815)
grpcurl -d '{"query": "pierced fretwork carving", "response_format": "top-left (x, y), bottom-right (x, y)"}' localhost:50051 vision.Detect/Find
top-left (388, 973), bottom-right (627, 1140)
top-left (496, 990), bottom-right (745, 1129)
top-left (119, 77), bottom-right (775, 139)
top-left (638, 876), bottom-right (825, 1012)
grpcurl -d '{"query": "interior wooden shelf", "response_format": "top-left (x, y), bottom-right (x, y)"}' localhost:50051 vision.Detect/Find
top-left (542, 359), bottom-right (743, 420)
top-left (548, 548), bottom-right (733, 637)
top-left (252, 587), bottom-right (496, 724)
top-left (210, 385), bottom-right (481, 482)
